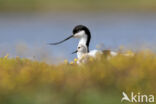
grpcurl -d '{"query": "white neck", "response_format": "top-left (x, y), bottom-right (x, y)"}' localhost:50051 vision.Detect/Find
top-left (78, 35), bottom-right (88, 47)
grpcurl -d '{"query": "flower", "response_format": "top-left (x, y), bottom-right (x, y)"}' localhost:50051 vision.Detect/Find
top-left (64, 59), bottom-right (68, 64)
top-left (70, 61), bottom-right (74, 65)
top-left (4, 54), bottom-right (9, 59)
top-left (74, 58), bottom-right (78, 63)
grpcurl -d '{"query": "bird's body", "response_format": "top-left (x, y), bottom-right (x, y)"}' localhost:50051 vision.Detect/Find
top-left (88, 50), bottom-right (103, 57)
top-left (76, 44), bottom-right (118, 64)
top-left (76, 44), bottom-right (100, 64)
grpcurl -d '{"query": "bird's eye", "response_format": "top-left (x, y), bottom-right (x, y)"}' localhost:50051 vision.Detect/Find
top-left (78, 47), bottom-right (80, 49)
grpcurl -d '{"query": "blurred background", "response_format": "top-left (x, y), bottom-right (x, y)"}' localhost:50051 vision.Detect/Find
top-left (0, 1), bottom-right (156, 104)
top-left (0, 0), bottom-right (156, 63)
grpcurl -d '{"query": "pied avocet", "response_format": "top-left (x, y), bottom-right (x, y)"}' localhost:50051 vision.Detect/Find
top-left (49, 25), bottom-right (118, 57)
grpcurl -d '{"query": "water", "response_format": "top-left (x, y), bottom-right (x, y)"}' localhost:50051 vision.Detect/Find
top-left (0, 12), bottom-right (156, 63)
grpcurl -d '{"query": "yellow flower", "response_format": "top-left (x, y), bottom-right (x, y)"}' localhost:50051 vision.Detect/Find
top-left (4, 54), bottom-right (9, 59)
top-left (74, 58), bottom-right (78, 63)
top-left (64, 59), bottom-right (68, 64)
top-left (70, 61), bottom-right (74, 65)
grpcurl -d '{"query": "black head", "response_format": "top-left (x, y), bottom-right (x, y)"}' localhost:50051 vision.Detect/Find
top-left (48, 25), bottom-right (91, 51)
top-left (73, 25), bottom-right (91, 35)
top-left (73, 25), bottom-right (91, 50)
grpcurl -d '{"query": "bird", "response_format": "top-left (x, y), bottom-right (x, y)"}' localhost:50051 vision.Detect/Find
top-left (49, 25), bottom-right (91, 52)
top-left (72, 44), bottom-right (118, 64)
top-left (72, 44), bottom-right (89, 64)
top-left (49, 25), bottom-right (134, 62)
top-left (49, 25), bottom-right (117, 55)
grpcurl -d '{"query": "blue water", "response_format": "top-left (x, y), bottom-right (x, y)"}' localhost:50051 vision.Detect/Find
top-left (0, 12), bottom-right (156, 63)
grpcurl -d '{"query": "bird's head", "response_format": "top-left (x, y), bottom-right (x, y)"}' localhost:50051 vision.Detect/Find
top-left (49, 25), bottom-right (91, 45)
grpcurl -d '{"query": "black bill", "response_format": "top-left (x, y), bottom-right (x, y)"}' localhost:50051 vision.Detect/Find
top-left (72, 50), bottom-right (78, 54)
top-left (49, 34), bottom-right (74, 45)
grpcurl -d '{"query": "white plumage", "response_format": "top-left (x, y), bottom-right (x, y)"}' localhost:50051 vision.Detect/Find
top-left (76, 44), bottom-right (118, 64)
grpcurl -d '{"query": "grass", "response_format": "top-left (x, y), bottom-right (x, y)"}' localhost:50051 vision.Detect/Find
top-left (0, 50), bottom-right (156, 104)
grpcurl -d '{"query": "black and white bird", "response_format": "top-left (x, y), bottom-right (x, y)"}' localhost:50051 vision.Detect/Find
top-left (73, 44), bottom-right (118, 64)
top-left (49, 25), bottom-right (91, 52)
top-left (49, 25), bottom-right (118, 60)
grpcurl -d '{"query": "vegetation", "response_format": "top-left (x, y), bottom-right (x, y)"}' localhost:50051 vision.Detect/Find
top-left (0, 50), bottom-right (156, 104)
top-left (0, 0), bottom-right (156, 12)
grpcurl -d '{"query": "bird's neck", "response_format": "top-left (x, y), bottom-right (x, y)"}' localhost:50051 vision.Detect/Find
top-left (78, 36), bottom-right (90, 52)
top-left (78, 37), bottom-right (87, 46)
